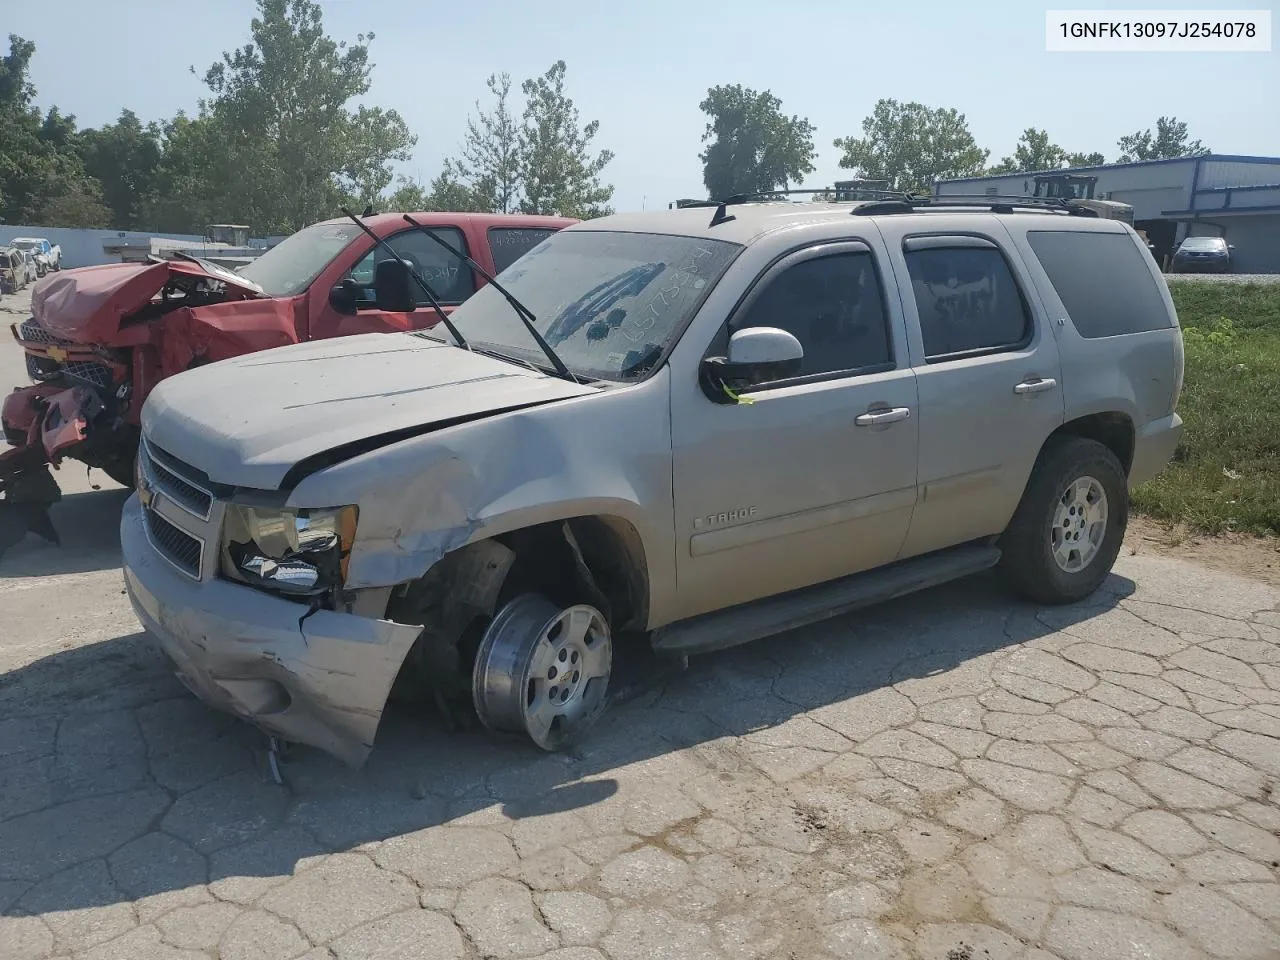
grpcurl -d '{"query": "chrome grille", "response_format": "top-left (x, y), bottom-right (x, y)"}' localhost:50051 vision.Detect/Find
top-left (62, 360), bottom-right (114, 391)
top-left (144, 509), bottom-right (203, 579)
top-left (17, 317), bottom-right (71, 347)
top-left (142, 442), bottom-right (213, 520)
top-left (25, 353), bottom-right (59, 382)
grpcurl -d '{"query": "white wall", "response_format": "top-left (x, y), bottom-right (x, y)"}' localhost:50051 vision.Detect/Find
top-left (0, 225), bottom-right (206, 269)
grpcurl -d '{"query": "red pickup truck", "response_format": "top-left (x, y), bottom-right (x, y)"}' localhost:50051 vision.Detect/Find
top-left (0, 212), bottom-right (576, 547)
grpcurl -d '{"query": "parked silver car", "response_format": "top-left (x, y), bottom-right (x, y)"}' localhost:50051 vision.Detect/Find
top-left (121, 196), bottom-right (1185, 766)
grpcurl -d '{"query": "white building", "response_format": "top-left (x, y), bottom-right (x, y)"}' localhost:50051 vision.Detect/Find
top-left (936, 154), bottom-right (1280, 273)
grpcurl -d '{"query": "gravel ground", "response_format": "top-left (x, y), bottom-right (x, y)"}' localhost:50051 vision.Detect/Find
top-left (1165, 274), bottom-right (1280, 285)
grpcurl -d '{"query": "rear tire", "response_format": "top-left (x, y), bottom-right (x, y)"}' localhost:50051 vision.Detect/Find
top-left (999, 436), bottom-right (1128, 605)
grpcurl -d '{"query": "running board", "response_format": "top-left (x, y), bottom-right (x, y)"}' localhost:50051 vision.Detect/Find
top-left (651, 542), bottom-right (1002, 656)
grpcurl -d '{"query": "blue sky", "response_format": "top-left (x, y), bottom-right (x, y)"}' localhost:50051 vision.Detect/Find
top-left (8, 0), bottom-right (1278, 212)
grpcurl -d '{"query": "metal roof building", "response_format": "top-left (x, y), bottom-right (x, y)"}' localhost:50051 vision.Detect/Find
top-left (936, 154), bottom-right (1280, 272)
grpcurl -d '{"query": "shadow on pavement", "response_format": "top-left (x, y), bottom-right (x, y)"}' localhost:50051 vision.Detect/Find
top-left (0, 486), bottom-right (128, 578)
top-left (0, 569), bottom-right (1136, 915)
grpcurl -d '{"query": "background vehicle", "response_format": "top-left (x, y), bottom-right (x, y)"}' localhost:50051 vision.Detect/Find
top-left (119, 194), bottom-right (1185, 767)
top-left (1032, 173), bottom-right (1145, 230)
top-left (1170, 235), bottom-right (1233, 273)
top-left (10, 237), bottom-right (60, 275)
top-left (19, 250), bottom-right (40, 284)
top-left (0, 211), bottom-right (576, 549)
top-left (0, 246), bottom-right (26, 293)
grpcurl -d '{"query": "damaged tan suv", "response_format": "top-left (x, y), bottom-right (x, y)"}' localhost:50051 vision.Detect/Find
top-left (121, 195), bottom-right (1185, 766)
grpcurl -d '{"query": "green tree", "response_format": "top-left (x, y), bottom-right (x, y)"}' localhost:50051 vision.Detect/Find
top-left (988, 128), bottom-right (1067, 174)
top-left (518, 61), bottom-right (614, 219)
top-left (147, 111), bottom-right (227, 234)
top-left (441, 73), bottom-right (522, 213)
top-left (380, 173), bottom-right (489, 213)
top-left (78, 109), bottom-right (163, 229)
top-left (1117, 117), bottom-right (1208, 162)
top-left (1065, 151), bottom-right (1106, 167)
top-left (698, 84), bottom-right (816, 199)
top-left (834, 99), bottom-right (988, 195)
top-left (380, 176), bottom-right (432, 213)
top-left (987, 130), bottom-right (1107, 175)
top-left (0, 35), bottom-right (108, 226)
top-left (162, 0), bottom-right (415, 234)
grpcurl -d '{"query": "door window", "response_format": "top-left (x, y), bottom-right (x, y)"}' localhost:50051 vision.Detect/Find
top-left (346, 227), bottom-right (474, 306)
top-left (732, 250), bottom-right (893, 385)
top-left (903, 243), bottom-right (1031, 360)
top-left (488, 227), bottom-right (560, 274)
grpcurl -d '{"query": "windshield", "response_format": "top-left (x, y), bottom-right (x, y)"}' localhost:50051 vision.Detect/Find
top-left (236, 221), bottom-right (364, 297)
top-left (1180, 237), bottom-right (1225, 252)
top-left (440, 230), bottom-right (741, 382)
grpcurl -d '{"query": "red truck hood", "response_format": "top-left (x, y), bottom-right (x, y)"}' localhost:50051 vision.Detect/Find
top-left (31, 259), bottom-right (265, 344)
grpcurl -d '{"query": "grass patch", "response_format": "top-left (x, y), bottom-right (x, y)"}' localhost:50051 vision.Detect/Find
top-left (1130, 281), bottom-right (1280, 536)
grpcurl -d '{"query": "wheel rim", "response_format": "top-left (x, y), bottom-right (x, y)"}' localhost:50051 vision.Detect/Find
top-left (472, 594), bottom-right (612, 750)
top-left (1050, 475), bottom-right (1109, 573)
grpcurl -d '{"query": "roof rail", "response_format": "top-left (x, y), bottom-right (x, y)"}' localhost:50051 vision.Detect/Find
top-left (672, 187), bottom-right (916, 226)
top-left (852, 195), bottom-right (1099, 218)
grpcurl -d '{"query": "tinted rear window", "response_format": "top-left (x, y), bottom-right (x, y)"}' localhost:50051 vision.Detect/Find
top-left (1027, 231), bottom-right (1172, 338)
top-left (489, 227), bottom-right (560, 273)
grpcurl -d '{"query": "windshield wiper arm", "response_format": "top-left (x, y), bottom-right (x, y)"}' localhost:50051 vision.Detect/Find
top-left (401, 213), bottom-right (576, 383)
top-left (338, 207), bottom-right (469, 351)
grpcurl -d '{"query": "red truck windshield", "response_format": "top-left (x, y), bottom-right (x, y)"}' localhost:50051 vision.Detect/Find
top-left (237, 221), bottom-right (365, 297)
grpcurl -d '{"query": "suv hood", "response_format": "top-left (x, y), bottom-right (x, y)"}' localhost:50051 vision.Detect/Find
top-left (32, 258), bottom-right (264, 343)
top-left (143, 333), bottom-right (598, 490)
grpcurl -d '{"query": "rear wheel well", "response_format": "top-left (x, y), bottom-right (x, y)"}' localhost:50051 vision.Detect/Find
top-left (1051, 413), bottom-right (1135, 477)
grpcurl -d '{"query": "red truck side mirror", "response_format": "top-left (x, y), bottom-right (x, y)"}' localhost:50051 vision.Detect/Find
top-left (328, 279), bottom-right (360, 315)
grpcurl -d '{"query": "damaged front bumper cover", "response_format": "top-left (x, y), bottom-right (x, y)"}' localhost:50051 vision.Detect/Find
top-left (120, 495), bottom-right (422, 766)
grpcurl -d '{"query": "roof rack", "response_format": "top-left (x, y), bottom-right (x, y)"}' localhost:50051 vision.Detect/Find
top-left (852, 195), bottom-right (1100, 218)
top-left (673, 187), bottom-right (916, 227)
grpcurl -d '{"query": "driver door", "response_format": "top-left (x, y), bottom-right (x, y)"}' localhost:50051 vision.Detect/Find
top-left (670, 240), bottom-right (921, 620)
top-left (309, 225), bottom-right (477, 341)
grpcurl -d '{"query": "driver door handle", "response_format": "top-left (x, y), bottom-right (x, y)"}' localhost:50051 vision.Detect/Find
top-left (1014, 377), bottom-right (1057, 395)
top-left (855, 406), bottom-right (911, 426)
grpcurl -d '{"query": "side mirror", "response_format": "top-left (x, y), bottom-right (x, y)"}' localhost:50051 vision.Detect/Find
top-left (1227, 244), bottom-right (1236, 251)
top-left (328, 278), bottom-right (360, 315)
top-left (373, 258), bottom-right (416, 313)
top-left (700, 326), bottom-right (804, 403)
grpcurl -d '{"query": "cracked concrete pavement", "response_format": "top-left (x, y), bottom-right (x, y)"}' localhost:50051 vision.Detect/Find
top-left (4, 534), bottom-right (1280, 960)
top-left (2, 291), bottom-right (1280, 960)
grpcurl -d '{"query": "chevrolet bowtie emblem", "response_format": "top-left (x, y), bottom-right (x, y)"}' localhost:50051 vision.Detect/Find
top-left (46, 346), bottom-right (67, 362)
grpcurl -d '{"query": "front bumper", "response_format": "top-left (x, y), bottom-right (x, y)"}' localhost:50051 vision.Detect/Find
top-left (1129, 412), bottom-right (1184, 488)
top-left (120, 494), bottom-right (422, 766)
top-left (1171, 259), bottom-right (1229, 273)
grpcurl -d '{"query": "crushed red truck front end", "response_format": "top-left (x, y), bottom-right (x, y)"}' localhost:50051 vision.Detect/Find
top-left (0, 260), bottom-right (268, 553)
top-left (0, 212), bottom-right (578, 557)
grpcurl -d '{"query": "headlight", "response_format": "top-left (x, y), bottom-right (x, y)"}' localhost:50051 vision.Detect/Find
top-left (220, 504), bottom-right (358, 596)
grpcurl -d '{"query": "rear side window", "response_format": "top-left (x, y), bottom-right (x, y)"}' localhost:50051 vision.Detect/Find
top-left (489, 227), bottom-right (559, 273)
top-left (1027, 231), bottom-right (1172, 338)
top-left (903, 242), bottom-right (1031, 360)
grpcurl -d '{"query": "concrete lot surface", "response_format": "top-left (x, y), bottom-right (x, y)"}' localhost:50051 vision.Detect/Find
top-left (2, 287), bottom-right (1279, 960)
